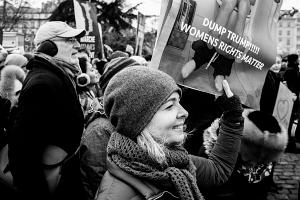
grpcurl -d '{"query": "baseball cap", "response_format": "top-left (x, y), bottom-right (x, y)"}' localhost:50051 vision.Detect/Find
top-left (34, 21), bottom-right (86, 45)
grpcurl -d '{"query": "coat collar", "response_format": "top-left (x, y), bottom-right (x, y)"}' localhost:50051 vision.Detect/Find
top-left (107, 160), bottom-right (179, 200)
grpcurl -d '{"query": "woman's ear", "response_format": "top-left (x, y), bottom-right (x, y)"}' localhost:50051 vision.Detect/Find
top-left (36, 40), bottom-right (58, 57)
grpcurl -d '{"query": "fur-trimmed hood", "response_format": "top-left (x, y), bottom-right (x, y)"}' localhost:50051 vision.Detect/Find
top-left (203, 109), bottom-right (288, 164)
top-left (240, 109), bottom-right (288, 164)
top-left (0, 65), bottom-right (26, 105)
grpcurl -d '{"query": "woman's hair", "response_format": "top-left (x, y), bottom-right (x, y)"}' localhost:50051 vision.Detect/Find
top-left (137, 129), bottom-right (166, 164)
top-left (137, 128), bottom-right (188, 164)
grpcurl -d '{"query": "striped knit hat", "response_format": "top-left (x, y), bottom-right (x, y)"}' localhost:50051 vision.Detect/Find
top-left (104, 66), bottom-right (181, 139)
top-left (99, 57), bottom-right (139, 92)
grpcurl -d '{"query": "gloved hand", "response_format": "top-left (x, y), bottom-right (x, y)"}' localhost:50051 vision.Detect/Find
top-left (215, 80), bottom-right (243, 124)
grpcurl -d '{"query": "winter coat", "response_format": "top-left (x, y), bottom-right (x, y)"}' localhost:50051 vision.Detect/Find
top-left (96, 118), bottom-right (243, 200)
top-left (8, 54), bottom-right (85, 200)
top-left (80, 115), bottom-right (115, 200)
top-left (260, 70), bottom-right (282, 114)
top-left (200, 109), bottom-right (288, 200)
top-left (96, 160), bottom-right (179, 200)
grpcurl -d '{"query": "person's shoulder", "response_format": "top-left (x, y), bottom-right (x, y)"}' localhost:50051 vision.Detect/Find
top-left (95, 171), bottom-right (142, 200)
top-left (24, 67), bottom-right (64, 91)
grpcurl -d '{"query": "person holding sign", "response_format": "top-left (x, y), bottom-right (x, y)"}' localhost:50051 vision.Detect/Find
top-left (200, 109), bottom-right (288, 200)
top-left (95, 66), bottom-right (244, 200)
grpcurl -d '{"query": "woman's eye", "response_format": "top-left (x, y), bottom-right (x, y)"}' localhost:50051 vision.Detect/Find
top-left (165, 104), bottom-right (173, 109)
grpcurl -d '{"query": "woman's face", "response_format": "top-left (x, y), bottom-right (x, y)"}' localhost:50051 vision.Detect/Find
top-left (146, 92), bottom-right (188, 146)
top-left (86, 62), bottom-right (100, 84)
top-left (270, 56), bottom-right (282, 73)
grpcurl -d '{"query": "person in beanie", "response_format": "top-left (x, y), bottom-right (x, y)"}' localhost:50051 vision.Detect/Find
top-left (95, 66), bottom-right (244, 200)
top-left (109, 50), bottom-right (129, 60)
top-left (80, 57), bottom-right (140, 200)
top-left (200, 109), bottom-right (288, 200)
top-left (8, 21), bottom-right (86, 200)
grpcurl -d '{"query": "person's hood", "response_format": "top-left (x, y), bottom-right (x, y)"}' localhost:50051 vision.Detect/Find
top-left (203, 109), bottom-right (288, 164)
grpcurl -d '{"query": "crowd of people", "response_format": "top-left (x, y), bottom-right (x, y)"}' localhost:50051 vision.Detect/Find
top-left (0, 20), bottom-right (297, 200)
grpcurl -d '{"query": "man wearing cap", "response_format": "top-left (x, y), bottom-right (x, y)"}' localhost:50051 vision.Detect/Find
top-left (8, 21), bottom-right (86, 200)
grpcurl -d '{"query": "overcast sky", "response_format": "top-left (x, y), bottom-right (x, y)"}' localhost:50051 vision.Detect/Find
top-left (25, 0), bottom-right (300, 15)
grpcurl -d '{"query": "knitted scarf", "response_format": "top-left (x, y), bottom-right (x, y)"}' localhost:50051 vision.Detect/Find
top-left (107, 132), bottom-right (205, 200)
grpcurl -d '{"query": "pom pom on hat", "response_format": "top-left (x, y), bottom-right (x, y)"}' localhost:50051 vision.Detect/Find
top-left (104, 66), bottom-right (181, 139)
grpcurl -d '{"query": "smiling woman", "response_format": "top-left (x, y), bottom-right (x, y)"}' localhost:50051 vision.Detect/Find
top-left (94, 65), bottom-right (245, 200)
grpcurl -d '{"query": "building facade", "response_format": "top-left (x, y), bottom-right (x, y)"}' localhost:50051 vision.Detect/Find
top-left (277, 11), bottom-right (300, 55)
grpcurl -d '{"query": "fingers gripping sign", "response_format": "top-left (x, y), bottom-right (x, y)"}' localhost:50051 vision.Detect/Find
top-left (222, 80), bottom-right (234, 97)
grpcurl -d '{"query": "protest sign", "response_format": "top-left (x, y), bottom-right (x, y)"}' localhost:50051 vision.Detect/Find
top-left (73, 0), bottom-right (104, 59)
top-left (273, 82), bottom-right (295, 131)
top-left (150, 0), bottom-right (282, 109)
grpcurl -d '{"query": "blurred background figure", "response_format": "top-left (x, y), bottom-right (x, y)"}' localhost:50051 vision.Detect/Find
top-left (200, 109), bottom-right (288, 200)
top-left (103, 44), bottom-right (113, 61)
top-left (77, 56), bottom-right (101, 127)
top-left (125, 44), bottom-right (134, 57)
top-left (77, 46), bottom-right (91, 63)
top-left (260, 56), bottom-right (284, 115)
top-left (283, 54), bottom-right (300, 152)
top-left (80, 57), bottom-right (140, 200)
top-left (130, 55), bottom-right (148, 66)
top-left (108, 50), bottom-right (129, 60)
top-left (0, 45), bottom-right (8, 69)
top-left (0, 65), bottom-right (26, 109)
top-left (4, 54), bottom-right (29, 75)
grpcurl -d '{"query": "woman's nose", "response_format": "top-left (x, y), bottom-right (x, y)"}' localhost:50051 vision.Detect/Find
top-left (177, 104), bottom-right (188, 119)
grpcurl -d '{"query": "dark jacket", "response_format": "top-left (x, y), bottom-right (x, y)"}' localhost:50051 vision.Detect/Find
top-left (0, 96), bottom-right (10, 149)
top-left (260, 70), bottom-right (282, 114)
top-left (8, 54), bottom-right (84, 200)
top-left (284, 65), bottom-right (300, 113)
top-left (96, 119), bottom-right (243, 200)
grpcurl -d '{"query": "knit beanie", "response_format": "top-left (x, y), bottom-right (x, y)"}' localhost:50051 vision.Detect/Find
top-left (100, 57), bottom-right (140, 92)
top-left (109, 50), bottom-right (129, 60)
top-left (104, 66), bottom-right (181, 139)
